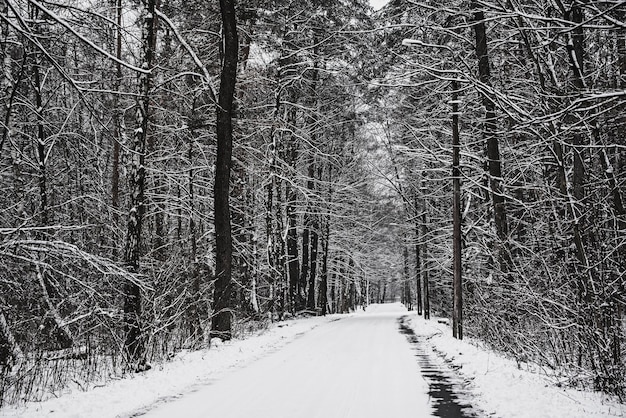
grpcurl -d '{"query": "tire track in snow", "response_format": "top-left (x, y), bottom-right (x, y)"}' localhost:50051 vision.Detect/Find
top-left (398, 315), bottom-right (488, 418)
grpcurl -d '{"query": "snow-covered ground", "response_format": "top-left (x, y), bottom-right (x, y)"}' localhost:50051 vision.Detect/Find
top-left (1, 304), bottom-right (624, 417)
top-left (139, 302), bottom-right (433, 418)
top-left (0, 315), bottom-right (338, 418)
top-left (409, 314), bottom-right (626, 418)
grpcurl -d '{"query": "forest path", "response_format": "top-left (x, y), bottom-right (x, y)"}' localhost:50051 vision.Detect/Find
top-left (136, 303), bottom-right (440, 417)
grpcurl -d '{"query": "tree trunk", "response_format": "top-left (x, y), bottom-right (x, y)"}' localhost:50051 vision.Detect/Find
top-left (123, 0), bottom-right (157, 369)
top-left (402, 244), bottom-right (412, 310)
top-left (451, 79), bottom-right (463, 339)
top-left (286, 178), bottom-right (300, 312)
top-left (413, 194), bottom-right (422, 315)
top-left (187, 118), bottom-right (202, 343)
top-left (110, 0), bottom-right (122, 256)
top-left (284, 118), bottom-right (301, 312)
top-left (211, 0), bottom-right (238, 340)
top-left (472, 2), bottom-right (508, 248)
top-left (307, 214), bottom-right (319, 311)
top-left (319, 164), bottom-right (332, 315)
top-left (421, 177), bottom-right (430, 320)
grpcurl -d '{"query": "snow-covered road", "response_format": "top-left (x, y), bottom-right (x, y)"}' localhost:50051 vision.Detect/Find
top-left (137, 304), bottom-right (435, 418)
top-left (3, 304), bottom-right (623, 417)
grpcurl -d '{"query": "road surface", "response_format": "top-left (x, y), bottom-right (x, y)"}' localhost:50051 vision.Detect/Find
top-left (138, 304), bottom-right (434, 417)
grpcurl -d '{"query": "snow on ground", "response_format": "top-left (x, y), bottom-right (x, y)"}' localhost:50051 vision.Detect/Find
top-left (0, 315), bottom-right (337, 418)
top-left (2, 305), bottom-right (625, 418)
top-left (409, 314), bottom-right (626, 418)
top-left (139, 302), bottom-right (433, 418)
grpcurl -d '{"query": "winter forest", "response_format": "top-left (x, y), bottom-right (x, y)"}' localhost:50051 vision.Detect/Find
top-left (0, 0), bottom-right (625, 412)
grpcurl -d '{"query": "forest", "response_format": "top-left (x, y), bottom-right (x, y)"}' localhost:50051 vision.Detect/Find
top-left (0, 0), bottom-right (624, 406)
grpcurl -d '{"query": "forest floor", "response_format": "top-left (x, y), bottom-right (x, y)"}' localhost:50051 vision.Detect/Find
top-left (0, 303), bottom-right (624, 417)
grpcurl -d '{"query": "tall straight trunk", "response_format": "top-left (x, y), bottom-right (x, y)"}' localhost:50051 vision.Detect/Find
top-left (111, 0), bottom-right (122, 254)
top-left (562, 2), bottom-right (594, 298)
top-left (413, 194), bottom-right (422, 315)
top-left (303, 158), bottom-right (318, 310)
top-left (211, 0), bottom-right (238, 340)
top-left (266, 77), bottom-right (285, 315)
top-left (32, 57), bottom-right (48, 229)
top-left (319, 232), bottom-right (329, 315)
top-left (284, 109), bottom-right (301, 311)
top-left (451, 79), bottom-right (463, 339)
top-left (307, 213), bottom-right (319, 310)
top-left (1, 3), bottom-right (21, 154)
top-left (266, 134), bottom-right (280, 315)
top-left (232, 163), bottom-right (251, 312)
top-left (617, 5), bottom-right (626, 189)
top-left (300, 210), bottom-right (310, 303)
top-left (472, 2), bottom-right (508, 246)
top-left (285, 179), bottom-right (300, 312)
top-left (421, 177), bottom-right (430, 320)
top-left (187, 125), bottom-right (201, 342)
top-left (402, 244), bottom-right (411, 310)
top-left (319, 165), bottom-right (331, 315)
top-left (123, 0), bottom-right (157, 369)
top-left (303, 48), bottom-right (320, 311)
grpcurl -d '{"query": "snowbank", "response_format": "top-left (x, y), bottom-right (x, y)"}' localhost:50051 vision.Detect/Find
top-left (409, 314), bottom-right (626, 418)
top-left (0, 315), bottom-right (337, 418)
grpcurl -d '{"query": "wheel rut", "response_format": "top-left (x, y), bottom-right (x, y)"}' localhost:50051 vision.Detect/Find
top-left (398, 315), bottom-right (486, 418)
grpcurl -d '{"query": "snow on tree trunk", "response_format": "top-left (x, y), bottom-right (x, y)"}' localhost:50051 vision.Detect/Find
top-left (123, 0), bottom-right (157, 371)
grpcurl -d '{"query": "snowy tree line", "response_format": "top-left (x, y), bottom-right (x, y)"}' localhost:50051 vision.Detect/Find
top-left (0, 0), bottom-right (624, 405)
top-left (0, 0), bottom-right (379, 404)
top-left (375, 0), bottom-right (625, 397)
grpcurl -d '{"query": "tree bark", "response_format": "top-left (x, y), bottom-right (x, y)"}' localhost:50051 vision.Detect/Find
top-left (319, 165), bottom-right (332, 315)
top-left (421, 176), bottom-right (430, 320)
top-left (402, 244), bottom-right (411, 310)
top-left (307, 211), bottom-right (319, 311)
top-left (451, 79), bottom-right (463, 340)
top-left (472, 2), bottom-right (508, 246)
top-left (110, 0), bottom-right (122, 256)
top-left (286, 178), bottom-right (301, 312)
top-left (413, 194), bottom-right (422, 315)
top-left (123, 0), bottom-right (157, 369)
top-left (211, 0), bottom-right (238, 340)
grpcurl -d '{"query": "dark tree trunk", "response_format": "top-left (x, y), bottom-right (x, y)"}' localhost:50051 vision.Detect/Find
top-left (413, 194), bottom-right (422, 315)
top-left (303, 159), bottom-right (319, 311)
top-left (451, 79), bottom-right (463, 340)
top-left (472, 2), bottom-right (508, 246)
top-left (187, 121), bottom-right (202, 342)
top-left (284, 123), bottom-right (301, 312)
top-left (307, 216), bottom-right (319, 310)
top-left (266, 91), bottom-right (284, 316)
top-left (421, 177), bottom-right (430, 320)
top-left (319, 164), bottom-right (332, 315)
top-left (300, 213), bottom-right (310, 304)
top-left (286, 180), bottom-right (300, 312)
top-left (211, 0), bottom-right (238, 340)
top-left (402, 244), bottom-right (411, 310)
top-left (33, 58), bottom-right (48, 229)
top-left (319, 240), bottom-right (328, 315)
top-left (110, 0), bottom-right (122, 256)
top-left (123, 0), bottom-right (157, 370)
